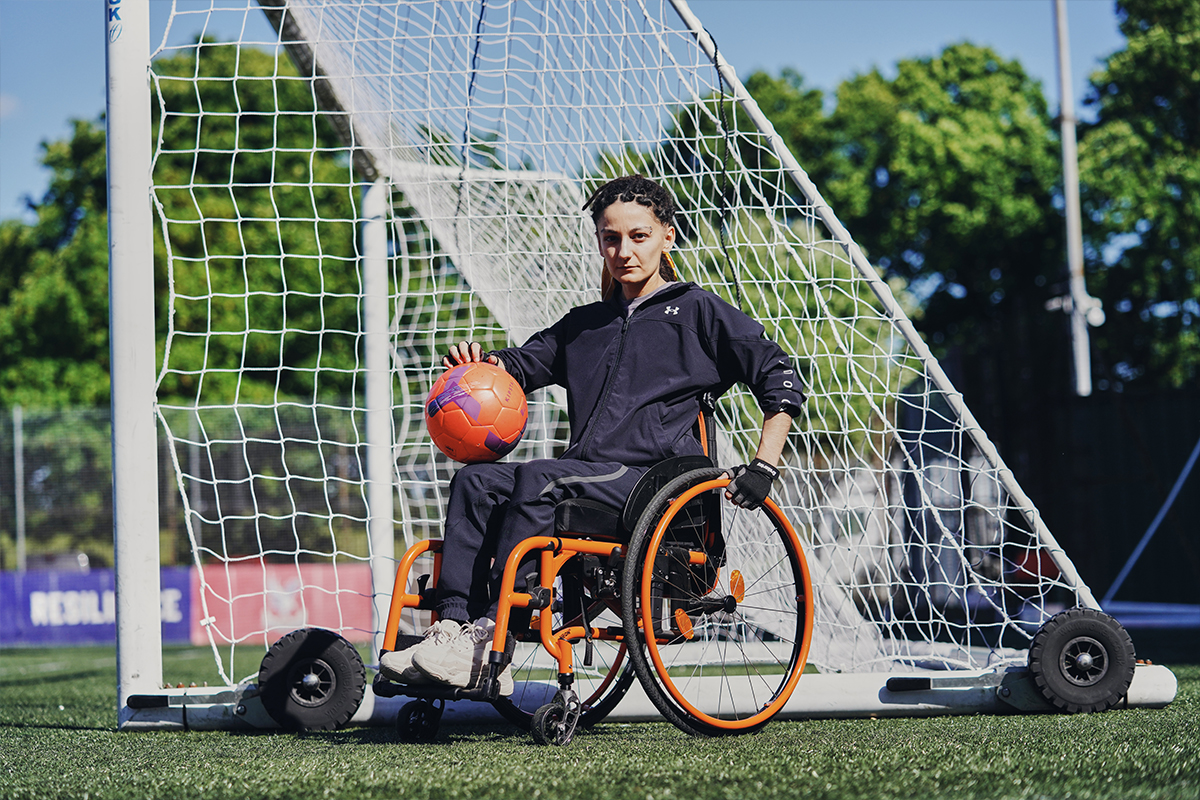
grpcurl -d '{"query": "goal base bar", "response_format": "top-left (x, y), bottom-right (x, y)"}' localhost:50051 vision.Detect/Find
top-left (118, 663), bottom-right (1176, 730)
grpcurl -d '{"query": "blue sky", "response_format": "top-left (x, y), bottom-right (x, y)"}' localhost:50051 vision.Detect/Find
top-left (0, 0), bottom-right (1126, 223)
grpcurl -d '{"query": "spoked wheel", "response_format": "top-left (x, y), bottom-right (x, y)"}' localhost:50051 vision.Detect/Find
top-left (622, 468), bottom-right (813, 736)
top-left (1029, 608), bottom-right (1135, 713)
top-left (257, 628), bottom-right (366, 731)
top-left (493, 580), bottom-right (635, 730)
top-left (396, 699), bottom-right (443, 742)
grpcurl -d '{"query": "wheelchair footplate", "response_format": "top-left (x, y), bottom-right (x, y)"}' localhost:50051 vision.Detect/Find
top-left (375, 630), bottom-right (589, 745)
top-left (373, 633), bottom-right (515, 704)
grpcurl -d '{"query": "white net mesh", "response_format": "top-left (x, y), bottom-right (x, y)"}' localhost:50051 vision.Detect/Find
top-left (149, 0), bottom-right (1090, 686)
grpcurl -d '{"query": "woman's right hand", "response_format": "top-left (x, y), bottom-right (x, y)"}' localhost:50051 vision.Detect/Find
top-left (442, 341), bottom-right (503, 370)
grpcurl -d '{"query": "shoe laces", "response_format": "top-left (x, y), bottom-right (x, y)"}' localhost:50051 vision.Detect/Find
top-left (463, 620), bottom-right (494, 646)
top-left (423, 618), bottom-right (465, 645)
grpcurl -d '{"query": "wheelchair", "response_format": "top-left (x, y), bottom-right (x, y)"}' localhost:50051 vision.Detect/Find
top-left (373, 412), bottom-right (815, 745)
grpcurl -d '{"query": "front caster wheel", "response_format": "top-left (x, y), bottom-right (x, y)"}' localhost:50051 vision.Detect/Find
top-left (257, 628), bottom-right (365, 730)
top-left (531, 690), bottom-right (581, 746)
top-left (396, 699), bottom-right (443, 742)
top-left (531, 703), bottom-right (569, 746)
top-left (1028, 608), bottom-right (1135, 713)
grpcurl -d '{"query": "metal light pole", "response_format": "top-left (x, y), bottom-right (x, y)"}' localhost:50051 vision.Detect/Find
top-left (13, 405), bottom-right (25, 572)
top-left (1053, 0), bottom-right (1103, 396)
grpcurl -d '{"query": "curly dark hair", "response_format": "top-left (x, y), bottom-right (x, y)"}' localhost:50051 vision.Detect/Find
top-left (582, 174), bottom-right (678, 230)
top-left (584, 175), bottom-right (680, 295)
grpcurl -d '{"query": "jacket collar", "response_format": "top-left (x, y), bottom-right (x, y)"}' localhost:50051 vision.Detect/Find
top-left (605, 281), bottom-right (694, 315)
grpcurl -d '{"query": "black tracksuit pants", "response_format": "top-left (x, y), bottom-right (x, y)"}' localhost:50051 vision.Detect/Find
top-left (435, 458), bottom-right (648, 622)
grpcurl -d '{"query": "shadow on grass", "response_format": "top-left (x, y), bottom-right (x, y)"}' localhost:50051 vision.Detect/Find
top-left (330, 719), bottom-right (534, 746)
top-left (0, 719), bottom-right (115, 732)
top-left (0, 667), bottom-right (114, 689)
top-left (272, 715), bottom-right (648, 747)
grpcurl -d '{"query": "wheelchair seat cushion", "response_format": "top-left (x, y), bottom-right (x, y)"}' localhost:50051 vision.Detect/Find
top-left (554, 455), bottom-right (717, 541)
top-left (554, 497), bottom-right (623, 539)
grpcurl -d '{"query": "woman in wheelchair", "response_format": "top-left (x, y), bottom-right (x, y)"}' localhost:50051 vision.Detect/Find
top-left (379, 174), bottom-right (805, 698)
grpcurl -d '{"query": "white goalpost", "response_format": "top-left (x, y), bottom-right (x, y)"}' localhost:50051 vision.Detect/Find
top-left (105, 0), bottom-right (163, 726)
top-left (108, 0), bottom-right (1175, 730)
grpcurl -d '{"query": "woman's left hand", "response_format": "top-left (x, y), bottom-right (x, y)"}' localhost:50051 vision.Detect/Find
top-left (724, 458), bottom-right (780, 510)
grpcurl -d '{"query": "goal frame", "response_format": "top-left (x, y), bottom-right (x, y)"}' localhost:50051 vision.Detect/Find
top-left (107, 0), bottom-right (1173, 730)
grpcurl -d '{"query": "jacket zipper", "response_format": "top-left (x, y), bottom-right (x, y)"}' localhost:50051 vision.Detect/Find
top-left (578, 313), bottom-right (631, 461)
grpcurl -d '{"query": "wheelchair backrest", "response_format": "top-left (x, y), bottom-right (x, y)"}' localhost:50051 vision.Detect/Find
top-left (619, 454), bottom-right (715, 533)
top-left (620, 394), bottom-right (722, 537)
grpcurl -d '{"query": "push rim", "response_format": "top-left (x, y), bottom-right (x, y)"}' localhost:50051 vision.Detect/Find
top-left (638, 478), bottom-right (814, 731)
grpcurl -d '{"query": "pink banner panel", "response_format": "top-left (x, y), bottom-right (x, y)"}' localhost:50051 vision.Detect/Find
top-left (191, 561), bottom-right (374, 645)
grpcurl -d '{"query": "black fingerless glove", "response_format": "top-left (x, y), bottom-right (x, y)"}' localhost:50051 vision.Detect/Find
top-left (725, 458), bottom-right (780, 510)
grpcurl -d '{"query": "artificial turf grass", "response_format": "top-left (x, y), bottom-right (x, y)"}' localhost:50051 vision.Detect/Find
top-left (1, 647), bottom-right (1197, 800)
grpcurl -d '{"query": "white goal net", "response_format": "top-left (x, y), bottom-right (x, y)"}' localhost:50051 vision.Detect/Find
top-left (146, 0), bottom-right (1095, 689)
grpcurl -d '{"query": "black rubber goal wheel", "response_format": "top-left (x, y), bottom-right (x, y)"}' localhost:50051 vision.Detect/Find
top-left (621, 468), bottom-right (813, 737)
top-left (257, 627), bottom-right (365, 731)
top-left (1028, 608), bottom-right (1135, 714)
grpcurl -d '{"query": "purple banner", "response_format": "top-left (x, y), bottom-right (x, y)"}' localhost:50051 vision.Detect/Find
top-left (0, 567), bottom-right (191, 647)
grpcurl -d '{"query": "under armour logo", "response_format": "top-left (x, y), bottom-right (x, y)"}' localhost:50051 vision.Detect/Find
top-left (665, 306), bottom-right (680, 315)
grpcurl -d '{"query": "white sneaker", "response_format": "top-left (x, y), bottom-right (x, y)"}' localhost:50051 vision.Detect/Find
top-left (412, 618), bottom-right (514, 696)
top-left (378, 619), bottom-right (465, 683)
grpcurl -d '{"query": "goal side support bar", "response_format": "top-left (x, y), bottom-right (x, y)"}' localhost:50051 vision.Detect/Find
top-left (667, 0), bottom-right (1098, 610)
top-left (118, 662), bottom-right (1176, 730)
top-left (363, 179), bottom-right (397, 658)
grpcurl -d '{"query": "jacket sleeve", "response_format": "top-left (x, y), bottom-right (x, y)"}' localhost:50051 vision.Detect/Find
top-left (707, 298), bottom-right (806, 418)
top-left (488, 315), bottom-right (567, 393)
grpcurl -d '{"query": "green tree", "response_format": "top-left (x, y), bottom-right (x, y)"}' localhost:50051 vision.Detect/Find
top-left (0, 119), bottom-right (112, 407)
top-left (1080, 0), bottom-right (1200, 389)
top-left (0, 42), bottom-right (371, 563)
top-left (0, 42), bottom-right (366, 409)
top-left (821, 43), bottom-right (1064, 355)
top-left (791, 43), bottom-right (1072, 448)
top-left (652, 69), bottom-right (834, 235)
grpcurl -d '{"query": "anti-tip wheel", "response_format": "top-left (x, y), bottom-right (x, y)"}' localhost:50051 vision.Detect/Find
top-left (257, 627), bottom-right (366, 731)
top-left (1028, 608), bottom-right (1135, 714)
top-left (396, 699), bottom-right (442, 742)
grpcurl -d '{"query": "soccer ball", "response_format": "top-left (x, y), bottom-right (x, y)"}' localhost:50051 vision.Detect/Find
top-left (425, 362), bottom-right (528, 463)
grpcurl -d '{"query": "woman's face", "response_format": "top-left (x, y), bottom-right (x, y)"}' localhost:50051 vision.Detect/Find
top-left (595, 200), bottom-right (675, 300)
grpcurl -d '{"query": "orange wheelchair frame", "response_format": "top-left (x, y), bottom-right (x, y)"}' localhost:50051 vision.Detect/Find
top-left (372, 452), bottom-right (815, 745)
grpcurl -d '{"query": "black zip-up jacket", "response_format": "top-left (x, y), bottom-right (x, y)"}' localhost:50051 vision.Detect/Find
top-left (494, 282), bottom-right (805, 466)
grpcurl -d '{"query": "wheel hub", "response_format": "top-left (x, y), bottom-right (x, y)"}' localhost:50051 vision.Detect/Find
top-left (289, 658), bottom-right (337, 706)
top-left (1060, 635), bottom-right (1109, 686)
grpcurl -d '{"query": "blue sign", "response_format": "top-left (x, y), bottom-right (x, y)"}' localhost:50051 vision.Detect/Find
top-left (0, 568), bottom-right (191, 647)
